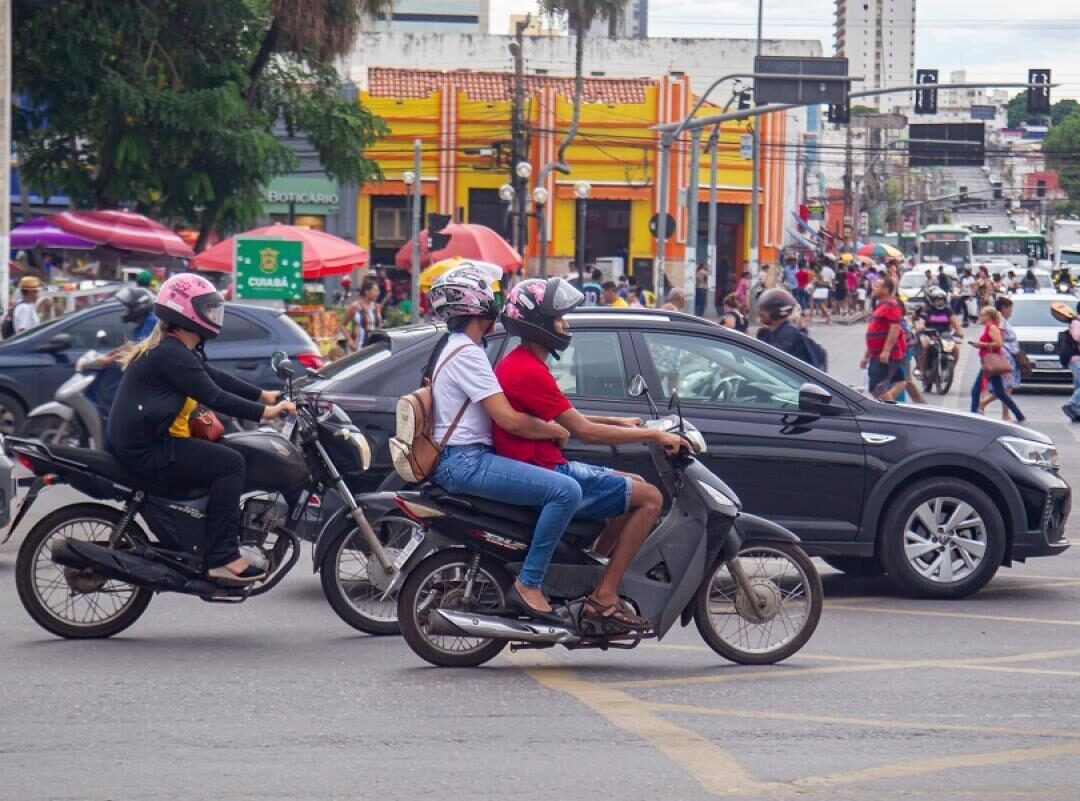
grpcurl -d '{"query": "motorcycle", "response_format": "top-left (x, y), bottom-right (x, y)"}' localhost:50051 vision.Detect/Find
top-left (392, 375), bottom-right (823, 668)
top-left (921, 329), bottom-right (957, 395)
top-left (6, 351), bottom-right (398, 640)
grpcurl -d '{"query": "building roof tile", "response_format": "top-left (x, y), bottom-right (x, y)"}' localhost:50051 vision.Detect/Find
top-left (368, 67), bottom-right (650, 104)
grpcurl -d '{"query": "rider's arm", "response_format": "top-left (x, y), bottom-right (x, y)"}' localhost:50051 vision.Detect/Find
top-left (204, 363), bottom-right (263, 402)
top-left (165, 346), bottom-right (266, 422)
top-left (556, 407), bottom-right (682, 453)
top-left (481, 394), bottom-right (567, 444)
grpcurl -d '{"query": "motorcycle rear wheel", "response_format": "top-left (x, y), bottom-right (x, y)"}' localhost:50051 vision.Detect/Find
top-left (694, 541), bottom-right (823, 665)
top-left (15, 504), bottom-right (153, 639)
top-left (397, 549), bottom-right (510, 667)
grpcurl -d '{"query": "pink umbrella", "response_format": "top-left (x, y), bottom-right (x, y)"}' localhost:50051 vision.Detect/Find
top-left (394, 223), bottom-right (521, 271)
top-left (50, 210), bottom-right (194, 258)
top-left (191, 223), bottom-right (368, 278)
top-left (11, 217), bottom-right (96, 250)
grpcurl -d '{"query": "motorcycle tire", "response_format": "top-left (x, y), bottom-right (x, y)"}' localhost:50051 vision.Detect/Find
top-left (15, 503), bottom-right (153, 639)
top-left (319, 514), bottom-right (420, 636)
top-left (937, 360), bottom-right (955, 395)
top-left (694, 540), bottom-right (823, 665)
top-left (397, 549), bottom-right (510, 667)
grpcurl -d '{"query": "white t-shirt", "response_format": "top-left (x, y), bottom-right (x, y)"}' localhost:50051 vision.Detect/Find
top-left (431, 333), bottom-right (502, 446)
top-left (12, 301), bottom-right (39, 334)
top-left (819, 266), bottom-right (836, 286)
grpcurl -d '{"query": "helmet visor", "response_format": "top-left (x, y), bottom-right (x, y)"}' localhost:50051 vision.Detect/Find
top-left (194, 292), bottom-right (225, 328)
top-left (550, 279), bottom-right (584, 312)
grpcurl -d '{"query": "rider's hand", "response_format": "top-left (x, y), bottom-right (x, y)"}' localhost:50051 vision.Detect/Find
top-left (655, 430), bottom-right (689, 456)
top-left (263, 400), bottom-right (297, 420)
top-left (259, 390), bottom-right (282, 404)
top-left (612, 416), bottom-right (643, 428)
top-left (550, 422), bottom-right (571, 450)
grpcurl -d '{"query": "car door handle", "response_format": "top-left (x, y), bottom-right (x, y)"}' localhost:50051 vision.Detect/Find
top-left (236, 362), bottom-right (258, 370)
top-left (862, 433), bottom-right (896, 445)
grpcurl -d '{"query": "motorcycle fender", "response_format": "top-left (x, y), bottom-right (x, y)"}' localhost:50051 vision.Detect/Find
top-left (26, 402), bottom-right (75, 422)
top-left (733, 513), bottom-right (801, 547)
top-left (311, 491), bottom-right (401, 573)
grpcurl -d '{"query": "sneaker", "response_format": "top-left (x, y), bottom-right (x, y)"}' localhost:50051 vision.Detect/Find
top-left (1062, 404), bottom-right (1080, 422)
top-left (207, 565), bottom-right (266, 585)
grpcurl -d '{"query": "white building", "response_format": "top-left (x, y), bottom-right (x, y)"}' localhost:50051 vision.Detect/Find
top-left (361, 0), bottom-right (489, 34)
top-left (834, 0), bottom-right (916, 110)
top-left (583, 0), bottom-right (648, 39)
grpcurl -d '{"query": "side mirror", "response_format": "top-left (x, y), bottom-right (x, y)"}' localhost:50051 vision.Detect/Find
top-left (628, 375), bottom-right (648, 397)
top-left (270, 350), bottom-right (287, 372)
top-left (34, 333), bottom-right (73, 354)
top-left (275, 357), bottom-right (296, 380)
top-left (798, 382), bottom-right (834, 416)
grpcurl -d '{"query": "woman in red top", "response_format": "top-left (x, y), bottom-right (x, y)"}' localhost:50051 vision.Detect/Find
top-left (969, 307), bottom-right (1026, 423)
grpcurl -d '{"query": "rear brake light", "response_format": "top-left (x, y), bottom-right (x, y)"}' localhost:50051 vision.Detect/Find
top-left (16, 455), bottom-right (34, 472)
top-left (295, 352), bottom-right (324, 371)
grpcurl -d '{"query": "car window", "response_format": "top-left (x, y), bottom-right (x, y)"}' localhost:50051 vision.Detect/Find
top-left (216, 311), bottom-right (270, 343)
top-left (547, 330), bottom-right (627, 399)
top-left (61, 310), bottom-right (126, 349)
top-left (1009, 301), bottom-right (1062, 327)
top-left (642, 331), bottom-right (803, 410)
top-left (318, 341), bottom-right (393, 382)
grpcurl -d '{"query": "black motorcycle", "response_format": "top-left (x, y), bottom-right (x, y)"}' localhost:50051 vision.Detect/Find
top-left (7, 352), bottom-right (393, 640)
top-left (922, 329), bottom-right (958, 395)
top-left (393, 375), bottom-right (824, 668)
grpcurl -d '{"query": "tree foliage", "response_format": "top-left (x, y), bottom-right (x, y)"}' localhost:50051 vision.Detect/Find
top-left (13, 0), bottom-right (389, 249)
top-left (1043, 109), bottom-right (1080, 207)
top-left (1006, 92), bottom-right (1080, 129)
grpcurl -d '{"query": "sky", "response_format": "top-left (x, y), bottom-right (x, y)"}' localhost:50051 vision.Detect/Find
top-left (489, 0), bottom-right (1080, 100)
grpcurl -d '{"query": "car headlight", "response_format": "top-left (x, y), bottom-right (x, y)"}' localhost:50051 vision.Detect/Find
top-left (999, 436), bottom-right (1059, 469)
top-left (698, 480), bottom-right (738, 513)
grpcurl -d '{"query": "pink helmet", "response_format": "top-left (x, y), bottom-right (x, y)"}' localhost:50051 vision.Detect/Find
top-left (154, 273), bottom-right (225, 340)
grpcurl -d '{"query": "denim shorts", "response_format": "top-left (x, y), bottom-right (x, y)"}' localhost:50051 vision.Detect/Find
top-left (556, 461), bottom-right (632, 520)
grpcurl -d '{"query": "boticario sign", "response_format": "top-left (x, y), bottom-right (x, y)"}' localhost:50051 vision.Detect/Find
top-left (234, 238), bottom-right (304, 301)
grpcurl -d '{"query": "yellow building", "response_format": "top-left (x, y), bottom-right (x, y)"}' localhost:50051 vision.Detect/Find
top-left (357, 67), bottom-right (791, 291)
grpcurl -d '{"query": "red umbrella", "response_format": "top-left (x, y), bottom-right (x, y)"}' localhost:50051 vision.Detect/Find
top-left (395, 223), bottom-right (522, 271)
top-left (50, 210), bottom-right (194, 258)
top-left (191, 223), bottom-right (368, 278)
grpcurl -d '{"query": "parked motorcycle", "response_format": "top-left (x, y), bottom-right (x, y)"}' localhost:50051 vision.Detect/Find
top-left (393, 375), bottom-right (823, 668)
top-left (921, 329), bottom-right (957, 395)
top-left (7, 351), bottom-right (396, 640)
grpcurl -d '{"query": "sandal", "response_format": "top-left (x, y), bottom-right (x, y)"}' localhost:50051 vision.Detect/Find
top-left (577, 596), bottom-right (651, 636)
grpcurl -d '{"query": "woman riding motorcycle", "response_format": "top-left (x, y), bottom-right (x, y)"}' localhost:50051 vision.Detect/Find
top-left (106, 274), bottom-right (295, 583)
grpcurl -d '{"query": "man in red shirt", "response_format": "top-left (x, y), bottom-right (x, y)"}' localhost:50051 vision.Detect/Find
top-left (860, 276), bottom-right (906, 400)
top-left (495, 277), bottom-right (685, 633)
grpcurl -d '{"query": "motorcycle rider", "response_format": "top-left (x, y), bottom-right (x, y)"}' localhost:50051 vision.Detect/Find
top-left (107, 274), bottom-right (296, 584)
top-left (115, 286), bottom-right (159, 343)
top-left (755, 288), bottom-right (823, 367)
top-left (915, 287), bottom-right (964, 376)
top-left (496, 277), bottom-right (686, 632)
top-left (424, 262), bottom-right (579, 622)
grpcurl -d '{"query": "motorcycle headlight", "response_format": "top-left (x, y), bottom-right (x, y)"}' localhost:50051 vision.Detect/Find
top-left (999, 436), bottom-right (1059, 469)
top-left (699, 480), bottom-right (738, 514)
top-left (338, 429), bottom-right (372, 471)
top-left (685, 429), bottom-right (707, 454)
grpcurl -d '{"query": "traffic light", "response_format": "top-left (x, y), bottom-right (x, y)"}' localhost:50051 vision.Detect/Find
top-left (427, 213), bottom-right (452, 251)
top-left (827, 102), bottom-right (850, 125)
top-left (737, 89), bottom-right (752, 110)
top-left (959, 185), bottom-right (969, 202)
top-left (914, 69), bottom-right (938, 115)
top-left (1027, 69), bottom-right (1051, 115)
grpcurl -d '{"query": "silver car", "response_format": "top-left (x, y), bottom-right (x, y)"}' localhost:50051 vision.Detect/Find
top-left (1010, 293), bottom-right (1076, 384)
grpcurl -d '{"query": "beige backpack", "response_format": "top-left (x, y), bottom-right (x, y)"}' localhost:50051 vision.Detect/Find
top-left (389, 344), bottom-right (471, 483)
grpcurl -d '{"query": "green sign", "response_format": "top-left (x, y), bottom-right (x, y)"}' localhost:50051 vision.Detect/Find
top-left (234, 238), bottom-right (303, 300)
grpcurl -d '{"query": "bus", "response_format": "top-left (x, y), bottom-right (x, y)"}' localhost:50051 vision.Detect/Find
top-left (894, 232), bottom-right (918, 260)
top-left (918, 224), bottom-right (973, 268)
top-left (971, 232), bottom-right (1048, 268)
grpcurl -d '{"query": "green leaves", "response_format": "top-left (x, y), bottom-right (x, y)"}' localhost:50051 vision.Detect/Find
top-left (1043, 108), bottom-right (1080, 208)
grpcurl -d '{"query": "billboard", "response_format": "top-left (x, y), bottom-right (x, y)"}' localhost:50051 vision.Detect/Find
top-left (908, 123), bottom-right (986, 167)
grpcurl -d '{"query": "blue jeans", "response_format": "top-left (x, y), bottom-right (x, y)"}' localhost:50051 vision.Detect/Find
top-left (1069, 361), bottom-right (1080, 412)
top-left (971, 370), bottom-right (1025, 421)
top-left (431, 445), bottom-right (582, 588)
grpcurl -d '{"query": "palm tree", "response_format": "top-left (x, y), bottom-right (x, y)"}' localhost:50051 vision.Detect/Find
top-left (540, 0), bottom-right (630, 167)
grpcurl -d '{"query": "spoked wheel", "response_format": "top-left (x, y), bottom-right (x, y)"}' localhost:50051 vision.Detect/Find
top-left (397, 550), bottom-right (510, 667)
top-left (320, 514), bottom-right (418, 635)
top-left (694, 541), bottom-right (823, 665)
top-left (15, 504), bottom-right (153, 639)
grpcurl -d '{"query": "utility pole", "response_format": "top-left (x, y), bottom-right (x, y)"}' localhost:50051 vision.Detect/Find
top-left (410, 139), bottom-right (422, 324)
top-left (684, 128), bottom-right (702, 303)
top-left (705, 126), bottom-right (720, 319)
top-left (0, 0), bottom-right (11, 313)
top-left (510, 17), bottom-right (529, 259)
top-left (843, 121), bottom-right (854, 249)
top-left (748, 0), bottom-right (764, 278)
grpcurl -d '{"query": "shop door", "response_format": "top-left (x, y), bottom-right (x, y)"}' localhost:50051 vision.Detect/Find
top-left (468, 189), bottom-right (511, 241)
top-left (581, 200), bottom-right (631, 265)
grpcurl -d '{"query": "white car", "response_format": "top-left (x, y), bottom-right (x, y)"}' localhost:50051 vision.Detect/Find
top-left (1008, 293), bottom-right (1075, 384)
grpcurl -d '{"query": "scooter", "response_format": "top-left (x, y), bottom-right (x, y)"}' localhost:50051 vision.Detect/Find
top-left (7, 352), bottom-right (394, 640)
top-left (22, 332), bottom-right (112, 448)
top-left (393, 375), bottom-right (823, 668)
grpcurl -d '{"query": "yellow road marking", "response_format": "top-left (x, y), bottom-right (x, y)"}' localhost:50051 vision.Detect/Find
top-left (825, 603), bottom-right (1080, 627)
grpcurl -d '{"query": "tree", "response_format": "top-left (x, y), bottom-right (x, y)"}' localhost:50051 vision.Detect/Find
top-left (539, 0), bottom-right (629, 172)
top-left (1006, 92), bottom-right (1080, 129)
top-left (13, 0), bottom-right (390, 250)
top-left (1044, 109), bottom-right (1080, 207)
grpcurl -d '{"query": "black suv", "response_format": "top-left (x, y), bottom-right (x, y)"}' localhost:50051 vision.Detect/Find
top-left (304, 308), bottom-right (1071, 599)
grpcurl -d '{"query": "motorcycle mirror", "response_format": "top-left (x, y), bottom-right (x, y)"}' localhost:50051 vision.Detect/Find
top-left (629, 374), bottom-right (662, 419)
top-left (275, 358), bottom-right (295, 380)
top-left (33, 333), bottom-right (73, 354)
top-left (270, 350), bottom-right (287, 372)
top-left (669, 388), bottom-right (686, 432)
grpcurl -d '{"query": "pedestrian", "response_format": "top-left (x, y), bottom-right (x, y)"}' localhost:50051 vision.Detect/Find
top-left (581, 269), bottom-right (603, 307)
top-left (721, 293), bottom-right (748, 332)
top-left (345, 276), bottom-right (383, 351)
top-left (860, 276), bottom-right (907, 401)
top-left (616, 274), bottom-right (630, 300)
top-left (969, 306), bottom-right (1026, 424)
top-left (811, 266), bottom-right (833, 324)
top-left (833, 264), bottom-right (848, 317)
top-left (601, 281), bottom-right (628, 308)
top-left (1062, 302), bottom-right (1080, 422)
top-left (12, 276), bottom-right (42, 334)
top-left (694, 262), bottom-right (708, 316)
top-left (627, 288), bottom-right (644, 308)
top-left (734, 270), bottom-right (751, 311)
top-left (980, 296), bottom-right (1022, 420)
top-left (794, 262), bottom-right (811, 309)
top-left (661, 287), bottom-right (687, 313)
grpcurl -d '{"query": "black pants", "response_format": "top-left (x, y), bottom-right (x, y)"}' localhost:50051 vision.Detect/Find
top-left (155, 438), bottom-right (246, 568)
top-left (695, 288), bottom-right (707, 316)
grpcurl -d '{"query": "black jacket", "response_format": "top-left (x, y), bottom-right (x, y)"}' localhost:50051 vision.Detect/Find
top-left (107, 337), bottom-right (265, 472)
top-left (757, 320), bottom-right (811, 363)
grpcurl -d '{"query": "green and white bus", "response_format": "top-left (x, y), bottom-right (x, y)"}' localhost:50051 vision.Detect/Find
top-left (918, 225), bottom-right (973, 268)
top-left (971, 232), bottom-right (1048, 268)
top-left (895, 232), bottom-right (918, 260)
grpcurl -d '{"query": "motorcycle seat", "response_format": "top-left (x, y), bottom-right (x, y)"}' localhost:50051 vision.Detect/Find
top-left (416, 485), bottom-right (606, 541)
top-left (45, 445), bottom-right (206, 501)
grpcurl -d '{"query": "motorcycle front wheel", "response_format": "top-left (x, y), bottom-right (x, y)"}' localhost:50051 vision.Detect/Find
top-left (397, 549), bottom-right (510, 667)
top-left (20, 414), bottom-right (89, 448)
top-left (15, 504), bottom-right (153, 639)
top-left (693, 541), bottom-right (823, 665)
top-left (936, 358), bottom-right (955, 394)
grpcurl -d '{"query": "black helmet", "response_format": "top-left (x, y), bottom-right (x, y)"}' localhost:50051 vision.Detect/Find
top-left (501, 277), bottom-right (585, 355)
top-left (757, 288), bottom-right (798, 322)
top-left (114, 286), bottom-right (155, 323)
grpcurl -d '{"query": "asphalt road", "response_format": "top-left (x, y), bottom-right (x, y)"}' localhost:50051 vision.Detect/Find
top-left (3, 321), bottom-right (1080, 801)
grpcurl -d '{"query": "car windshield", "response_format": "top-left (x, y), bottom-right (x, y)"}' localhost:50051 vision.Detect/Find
top-left (316, 340), bottom-right (392, 381)
top-left (899, 273), bottom-right (926, 290)
top-left (921, 240), bottom-right (969, 265)
top-left (1061, 250), bottom-right (1080, 266)
top-left (1009, 300), bottom-right (1065, 327)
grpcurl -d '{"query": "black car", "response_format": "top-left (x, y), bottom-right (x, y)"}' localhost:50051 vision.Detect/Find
top-left (0, 301), bottom-right (324, 435)
top-left (303, 308), bottom-right (1071, 599)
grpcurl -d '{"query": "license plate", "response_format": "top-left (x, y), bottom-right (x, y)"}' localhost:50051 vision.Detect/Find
top-left (281, 416), bottom-right (297, 440)
top-left (393, 528), bottom-right (425, 570)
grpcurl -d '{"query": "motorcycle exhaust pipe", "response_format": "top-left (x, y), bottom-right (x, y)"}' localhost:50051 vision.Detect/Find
top-left (428, 609), bottom-right (580, 644)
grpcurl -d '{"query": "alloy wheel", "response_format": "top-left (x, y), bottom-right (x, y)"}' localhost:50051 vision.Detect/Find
top-left (902, 496), bottom-right (987, 584)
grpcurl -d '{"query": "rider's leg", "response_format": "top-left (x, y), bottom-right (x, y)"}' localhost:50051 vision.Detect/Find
top-left (591, 473), bottom-right (646, 556)
top-left (590, 481), bottom-right (662, 608)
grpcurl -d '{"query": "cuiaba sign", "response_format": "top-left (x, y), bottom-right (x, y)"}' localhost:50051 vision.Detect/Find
top-left (234, 238), bottom-right (303, 301)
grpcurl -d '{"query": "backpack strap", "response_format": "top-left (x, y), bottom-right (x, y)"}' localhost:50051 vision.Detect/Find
top-left (430, 343), bottom-right (474, 449)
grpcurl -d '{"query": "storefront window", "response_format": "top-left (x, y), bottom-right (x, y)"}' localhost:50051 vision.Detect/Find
top-left (270, 214), bottom-right (326, 231)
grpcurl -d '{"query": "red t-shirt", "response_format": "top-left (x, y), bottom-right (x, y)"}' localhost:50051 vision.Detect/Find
top-left (795, 268), bottom-right (811, 289)
top-left (866, 297), bottom-right (906, 360)
top-left (493, 346), bottom-right (572, 469)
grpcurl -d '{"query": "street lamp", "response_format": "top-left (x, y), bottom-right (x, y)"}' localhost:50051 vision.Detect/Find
top-left (574, 181), bottom-right (591, 276)
top-left (499, 183), bottom-right (515, 203)
top-left (405, 140), bottom-right (421, 323)
top-left (515, 162), bottom-right (533, 180)
top-left (533, 186), bottom-right (549, 277)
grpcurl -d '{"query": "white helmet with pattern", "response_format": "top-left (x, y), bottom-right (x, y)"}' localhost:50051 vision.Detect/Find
top-left (428, 261), bottom-right (502, 321)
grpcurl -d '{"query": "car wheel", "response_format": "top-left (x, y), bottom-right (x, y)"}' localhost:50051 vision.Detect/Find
top-left (880, 478), bottom-right (1005, 599)
top-left (0, 391), bottom-right (26, 436)
top-left (821, 555), bottom-right (886, 577)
